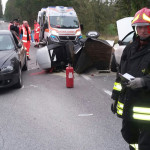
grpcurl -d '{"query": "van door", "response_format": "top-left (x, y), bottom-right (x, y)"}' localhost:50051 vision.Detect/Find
top-left (39, 11), bottom-right (45, 41)
top-left (44, 16), bottom-right (49, 40)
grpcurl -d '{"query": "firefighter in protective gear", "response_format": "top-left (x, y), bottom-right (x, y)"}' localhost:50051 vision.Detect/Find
top-left (34, 20), bottom-right (40, 47)
top-left (21, 21), bottom-right (31, 60)
top-left (111, 7), bottom-right (150, 150)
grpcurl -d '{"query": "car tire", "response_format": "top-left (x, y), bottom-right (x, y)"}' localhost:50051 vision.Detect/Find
top-left (111, 54), bottom-right (118, 72)
top-left (22, 55), bottom-right (28, 71)
top-left (14, 65), bottom-right (22, 88)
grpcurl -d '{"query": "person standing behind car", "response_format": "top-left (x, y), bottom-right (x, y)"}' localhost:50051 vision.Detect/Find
top-left (111, 7), bottom-right (150, 150)
top-left (10, 19), bottom-right (19, 35)
top-left (34, 20), bottom-right (40, 47)
top-left (21, 21), bottom-right (31, 60)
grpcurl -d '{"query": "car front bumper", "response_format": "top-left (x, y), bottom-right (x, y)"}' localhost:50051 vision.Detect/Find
top-left (0, 72), bottom-right (19, 88)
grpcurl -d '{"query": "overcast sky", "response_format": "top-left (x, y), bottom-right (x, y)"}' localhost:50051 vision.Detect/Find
top-left (2, 0), bottom-right (8, 13)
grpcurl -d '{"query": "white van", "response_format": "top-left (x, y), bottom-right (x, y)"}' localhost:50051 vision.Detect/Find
top-left (38, 6), bottom-right (82, 44)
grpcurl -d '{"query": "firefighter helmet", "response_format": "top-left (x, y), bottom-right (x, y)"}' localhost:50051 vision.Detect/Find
top-left (132, 7), bottom-right (150, 26)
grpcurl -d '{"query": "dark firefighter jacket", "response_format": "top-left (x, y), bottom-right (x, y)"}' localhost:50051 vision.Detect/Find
top-left (112, 37), bottom-right (150, 121)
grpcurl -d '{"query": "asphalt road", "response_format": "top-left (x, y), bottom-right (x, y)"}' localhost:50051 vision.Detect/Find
top-left (0, 22), bottom-right (128, 150)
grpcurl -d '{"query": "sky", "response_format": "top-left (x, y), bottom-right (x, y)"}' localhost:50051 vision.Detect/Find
top-left (1, 0), bottom-right (8, 13)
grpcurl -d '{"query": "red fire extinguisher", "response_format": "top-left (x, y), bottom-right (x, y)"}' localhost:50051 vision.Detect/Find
top-left (66, 65), bottom-right (74, 88)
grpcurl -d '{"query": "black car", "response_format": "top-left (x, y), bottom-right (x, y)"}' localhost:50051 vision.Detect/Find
top-left (0, 30), bottom-right (27, 88)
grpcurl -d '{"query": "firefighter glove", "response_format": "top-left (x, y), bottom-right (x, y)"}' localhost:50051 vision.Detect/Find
top-left (127, 78), bottom-right (145, 89)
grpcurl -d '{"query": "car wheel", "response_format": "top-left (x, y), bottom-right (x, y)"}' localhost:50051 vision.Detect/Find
top-left (111, 54), bottom-right (118, 72)
top-left (14, 65), bottom-right (22, 88)
top-left (22, 55), bottom-right (28, 71)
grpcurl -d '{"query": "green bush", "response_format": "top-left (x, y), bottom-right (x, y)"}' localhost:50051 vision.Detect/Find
top-left (104, 23), bottom-right (117, 36)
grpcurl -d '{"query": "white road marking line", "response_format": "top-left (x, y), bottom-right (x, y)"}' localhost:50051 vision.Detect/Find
top-left (103, 89), bottom-right (112, 96)
top-left (28, 67), bottom-right (39, 71)
top-left (21, 85), bottom-right (25, 89)
top-left (81, 75), bottom-right (91, 81)
top-left (30, 85), bottom-right (38, 88)
top-left (78, 114), bottom-right (93, 117)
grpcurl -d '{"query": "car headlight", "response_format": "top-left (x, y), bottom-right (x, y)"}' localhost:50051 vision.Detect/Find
top-left (78, 35), bottom-right (82, 39)
top-left (75, 31), bottom-right (81, 36)
top-left (51, 30), bottom-right (59, 36)
top-left (1, 65), bottom-right (14, 73)
top-left (50, 35), bottom-right (59, 42)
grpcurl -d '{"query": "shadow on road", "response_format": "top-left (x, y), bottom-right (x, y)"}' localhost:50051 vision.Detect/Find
top-left (0, 87), bottom-right (19, 95)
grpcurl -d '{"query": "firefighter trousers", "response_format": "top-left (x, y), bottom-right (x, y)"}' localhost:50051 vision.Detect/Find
top-left (121, 119), bottom-right (150, 150)
top-left (34, 33), bottom-right (39, 42)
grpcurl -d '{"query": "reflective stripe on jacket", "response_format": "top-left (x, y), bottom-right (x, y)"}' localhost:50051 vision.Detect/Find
top-left (22, 26), bottom-right (31, 43)
top-left (117, 101), bottom-right (124, 116)
top-left (130, 144), bottom-right (138, 150)
top-left (133, 107), bottom-right (150, 121)
top-left (113, 82), bottom-right (122, 91)
top-left (116, 101), bottom-right (150, 121)
top-left (34, 23), bottom-right (40, 34)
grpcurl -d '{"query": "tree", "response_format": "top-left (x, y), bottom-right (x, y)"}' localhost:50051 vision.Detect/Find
top-left (131, 0), bottom-right (150, 15)
top-left (0, 0), bottom-right (3, 18)
top-left (4, 0), bottom-right (21, 21)
top-left (115, 0), bottom-right (150, 18)
top-left (4, 0), bottom-right (117, 35)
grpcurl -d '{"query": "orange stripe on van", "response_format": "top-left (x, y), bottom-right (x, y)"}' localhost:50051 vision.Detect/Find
top-left (45, 29), bottom-right (49, 32)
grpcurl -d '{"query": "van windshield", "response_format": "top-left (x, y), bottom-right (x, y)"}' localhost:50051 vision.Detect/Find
top-left (50, 16), bottom-right (79, 29)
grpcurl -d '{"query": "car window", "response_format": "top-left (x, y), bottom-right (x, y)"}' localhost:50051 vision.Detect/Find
top-left (0, 34), bottom-right (15, 50)
top-left (122, 32), bottom-right (134, 43)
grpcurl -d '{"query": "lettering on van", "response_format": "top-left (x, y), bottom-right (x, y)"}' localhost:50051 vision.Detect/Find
top-left (58, 31), bottom-right (75, 34)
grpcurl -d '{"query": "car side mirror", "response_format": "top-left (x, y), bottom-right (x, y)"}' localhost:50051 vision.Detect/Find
top-left (18, 43), bottom-right (22, 48)
top-left (118, 40), bottom-right (123, 45)
top-left (86, 31), bottom-right (100, 39)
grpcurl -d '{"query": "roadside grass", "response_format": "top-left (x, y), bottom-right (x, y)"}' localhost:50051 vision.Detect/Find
top-left (82, 23), bottom-right (119, 43)
top-left (82, 34), bottom-right (119, 44)
top-left (100, 35), bottom-right (119, 43)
